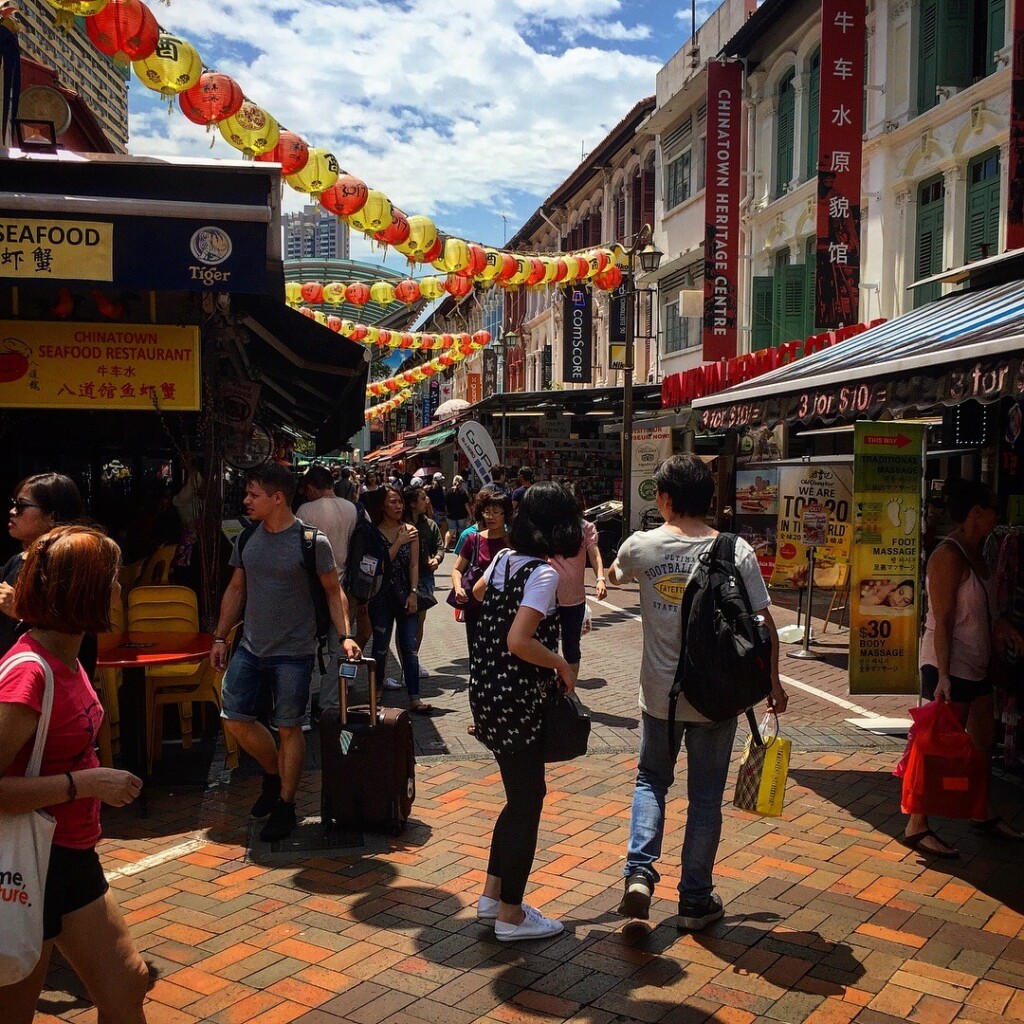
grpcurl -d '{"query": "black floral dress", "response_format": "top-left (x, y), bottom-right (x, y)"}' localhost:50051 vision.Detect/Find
top-left (469, 555), bottom-right (560, 755)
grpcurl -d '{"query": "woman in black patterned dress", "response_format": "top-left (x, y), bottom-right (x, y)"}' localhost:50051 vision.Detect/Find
top-left (468, 483), bottom-right (582, 942)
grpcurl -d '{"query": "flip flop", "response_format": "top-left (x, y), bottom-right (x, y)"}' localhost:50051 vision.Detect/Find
top-left (971, 816), bottom-right (1024, 841)
top-left (410, 703), bottom-right (436, 716)
top-left (900, 829), bottom-right (959, 859)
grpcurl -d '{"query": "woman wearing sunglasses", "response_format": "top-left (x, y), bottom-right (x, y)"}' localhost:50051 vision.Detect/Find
top-left (1, 474), bottom-right (86, 661)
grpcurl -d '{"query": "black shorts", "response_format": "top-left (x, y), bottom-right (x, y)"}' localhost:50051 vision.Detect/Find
top-left (43, 844), bottom-right (109, 940)
top-left (921, 664), bottom-right (993, 704)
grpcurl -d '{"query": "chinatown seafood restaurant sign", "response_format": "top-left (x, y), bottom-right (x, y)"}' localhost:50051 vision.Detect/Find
top-left (0, 321), bottom-right (200, 411)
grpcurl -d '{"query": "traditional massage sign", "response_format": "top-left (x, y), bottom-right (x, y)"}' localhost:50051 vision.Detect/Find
top-left (0, 321), bottom-right (200, 410)
top-left (815, 1), bottom-right (865, 330)
top-left (702, 60), bottom-right (743, 361)
top-left (849, 422), bottom-right (926, 695)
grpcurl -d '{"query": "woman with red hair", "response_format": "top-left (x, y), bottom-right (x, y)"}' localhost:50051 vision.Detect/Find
top-left (0, 525), bottom-right (151, 1023)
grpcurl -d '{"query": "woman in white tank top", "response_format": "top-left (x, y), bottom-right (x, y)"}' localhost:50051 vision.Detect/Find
top-left (904, 480), bottom-right (1024, 858)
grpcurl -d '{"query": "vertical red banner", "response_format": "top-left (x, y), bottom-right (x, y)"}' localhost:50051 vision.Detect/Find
top-left (1008, 0), bottom-right (1024, 250)
top-left (703, 60), bottom-right (743, 362)
top-left (815, 1), bottom-right (865, 331)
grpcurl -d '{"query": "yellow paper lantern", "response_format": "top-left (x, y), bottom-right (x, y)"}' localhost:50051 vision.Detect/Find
top-left (479, 249), bottom-right (503, 282)
top-left (348, 191), bottom-right (393, 234)
top-left (46, 0), bottom-right (108, 31)
top-left (432, 237), bottom-right (470, 274)
top-left (541, 258), bottom-right (559, 285)
top-left (284, 281), bottom-right (303, 306)
top-left (285, 148), bottom-right (339, 199)
top-left (509, 256), bottom-right (531, 286)
top-left (419, 277), bottom-right (446, 301)
top-left (364, 326), bottom-right (381, 344)
top-left (218, 100), bottom-right (279, 158)
top-left (609, 244), bottom-right (627, 267)
top-left (322, 282), bottom-right (347, 305)
top-left (133, 33), bottom-right (202, 100)
top-left (370, 282), bottom-right (396, 305)
top-left (394, 215), bottom-right (439, 262)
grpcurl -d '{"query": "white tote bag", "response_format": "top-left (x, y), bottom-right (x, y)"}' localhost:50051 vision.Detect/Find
top-left (0, 652), bottom-right (57, 985)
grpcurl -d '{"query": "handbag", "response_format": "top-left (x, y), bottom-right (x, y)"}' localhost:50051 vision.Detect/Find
top-left (733, 709), bottom-right (791, 817)
top-left (0, 652), bottom-right (57, 985)
top-left (541, 685), bottom-right (591, 762)
top-left (446, 532), bottom-right (484, 612)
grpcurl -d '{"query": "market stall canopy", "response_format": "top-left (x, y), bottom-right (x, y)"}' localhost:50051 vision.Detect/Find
top-left (412, 426), bottom-right (457, 453)
top-left (693, 280), bottom-right (1024, 432)
top-left (364, 438), bottom-right (415, 463)
top-left (235, 294), bottom-right (369, 454)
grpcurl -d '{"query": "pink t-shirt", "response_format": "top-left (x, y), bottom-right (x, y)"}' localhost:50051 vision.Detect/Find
top-left (1, 635), bottom-right (103, 849)
top-left (550, 520), bottom-right (599, 608)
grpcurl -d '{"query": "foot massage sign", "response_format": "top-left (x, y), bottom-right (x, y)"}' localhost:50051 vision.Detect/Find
top-left (849, 422), bottom-right (926, 694)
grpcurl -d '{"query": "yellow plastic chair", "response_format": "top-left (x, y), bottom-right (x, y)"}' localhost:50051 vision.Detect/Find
top-left (93, 591), bottom-right (125, 767)
top-left (138, 544), bottom-right (179, 586)
top-left (118, 559), bottom-right (144, 596)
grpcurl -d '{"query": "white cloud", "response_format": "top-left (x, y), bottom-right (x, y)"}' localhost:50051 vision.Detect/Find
top-left (126, 0), bottom-right (662, 247)
top-left (566, 21), bottom-right (652, 42)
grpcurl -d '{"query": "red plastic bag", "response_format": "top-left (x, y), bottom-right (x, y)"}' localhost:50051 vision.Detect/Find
top-left (900, 700), bottom-right (988, 818)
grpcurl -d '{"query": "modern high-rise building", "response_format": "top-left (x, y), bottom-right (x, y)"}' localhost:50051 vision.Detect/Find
top-left (284, 205), bottom-right (350, 261)
top-left (17, 0), bottom-right (129, 152)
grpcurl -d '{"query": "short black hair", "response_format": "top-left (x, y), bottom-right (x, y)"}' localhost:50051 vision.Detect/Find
top-left (510, 482), bottom-right (582, 558)
top-left (302, 464), bottom-right (334, 492)
top-left (944, 478), bottom-right (995, 524)
top-left (247, 462), bottom-right (296, 503)
top-left (473, 487), bottom-right (513, 524)
top-left (362, 488), bottom-right (387, 525)
top-left (654, 454), bottom-right (714, 518)
top-left (491, 465), bottom-right (506, 480)
top-left (518, 466), bottom-right (534, 482)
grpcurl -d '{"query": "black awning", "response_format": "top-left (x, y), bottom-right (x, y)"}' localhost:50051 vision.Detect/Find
top-left (235, 295), bottom-right (369, 454)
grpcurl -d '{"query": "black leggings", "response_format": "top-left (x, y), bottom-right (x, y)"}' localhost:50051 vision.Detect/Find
top-left (487, 742), bottom-right (547, 905)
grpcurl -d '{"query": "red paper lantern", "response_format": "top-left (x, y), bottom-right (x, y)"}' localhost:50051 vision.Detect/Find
top-left (399, 332), bottom-right (415, 349)
top-left (385, 379), bottom-right (400, 391)
top-left (375, 208), bottom-right (410, 247)
top-left (553, 259), bottom-right (569, 283)
top-left (377, 330), bottom-right (392, 346)
top-left (403, 371), bottom-right (416, 384)
top-left (298, 306), bottom-right (316, 319)
top-left (574, 256), bottom-right (591, 279)
top-left (456, 243), bottom-right (488, 278)
top-left (472, 330), bottom-right (490, 347)
top-left (420, 336), bottom-right (436, 351)
top-left (255, 130), bottom-right (309, 176)
top-left (422, 236), bottom-right (443, 263)
top-left (421, 364), bottom-right (436, 375)
top-left (439, 354), bottom-right (455, 366)
top-left (444, 275), bottom-right (473, 298)
top-left (319, 175), bottom-right (368, 217)
top-left (393, 279), bottom-right (422, 304)
top-left (179, 71), bottom-right (244, 128)
top-left (300, 281), bottom-right (324, 304)
top-left (526, 257), bottom-right (546, 287)
top-left (591, 250), bottom-right (610, 274)
top-left (327, 315), bottom-right (343, 332)
top-left (86, 0), bottom-right (159, 66)
top-left (345, 282), bottom-right (371, 306)
top-left (595, 265), bottom-right (623, 290)
top-left (494, 253), bottom-right (518, 282)
top-left (350, 324), bottom-right (368, 342)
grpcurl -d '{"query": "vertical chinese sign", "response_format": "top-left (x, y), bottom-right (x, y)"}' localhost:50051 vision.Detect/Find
top-left (702, 60), bottom-right (743, 361)
top-left (849, 422), bottom-right (926, 695)
top-left (1007, 0), bottom-right (1024, 249)
top-left (815, 1), bottom-right (865, 331)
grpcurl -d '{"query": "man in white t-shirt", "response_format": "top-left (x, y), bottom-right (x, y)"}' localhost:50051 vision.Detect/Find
top-left (609, 454), bottom-right (787, 931)
top-left (297, 464), bottom-right (358, 717)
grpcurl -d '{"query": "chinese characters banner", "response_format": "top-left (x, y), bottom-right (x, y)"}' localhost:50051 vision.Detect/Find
top-left (1007, 0), bottom-right (1024, 249)
top-left (0, 321), bottom-right (200, 410)
top-left (0, 219), bottom-right (113, 281)
top-left (849, 422), bottom-right (926, 695)
top-left (465, 372), bottom-right (482, 405)
top-left (702, 60), bottom-right (743, 361)
top-left (815, 2), bottom-right (865, 331)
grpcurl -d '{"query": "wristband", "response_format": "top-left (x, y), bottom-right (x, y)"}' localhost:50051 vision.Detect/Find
top-left (341, 634), bottom-right (356, 642)
top-left (212, 638), bottom-right (227, 644)
top-left (65, 771), bottom-right (77, 803)
top-left (596, 577), bottom-right (606, 583)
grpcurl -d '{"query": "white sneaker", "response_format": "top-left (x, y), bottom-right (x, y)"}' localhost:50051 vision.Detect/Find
top-left (419, 666), bottom-right (430, 678)
top-left (494, 904), bottom-right (564, 942)
top-left (383, 677), bottom-right (403, 691)
top-left (476, 895), bottom-right (499, 921)
top-left (301, 720), bottom-right (312, 733)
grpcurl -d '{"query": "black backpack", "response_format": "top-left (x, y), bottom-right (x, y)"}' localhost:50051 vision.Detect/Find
top-left (344, 515), bottom-right (387, 603)
top-left (668, 533), bottom-right (772, 741)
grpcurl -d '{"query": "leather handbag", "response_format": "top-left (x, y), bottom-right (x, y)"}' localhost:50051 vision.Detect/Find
top-left (541, 685), bottom-right (591, 763)
top-left (446, 533), bottom-right (484, 612)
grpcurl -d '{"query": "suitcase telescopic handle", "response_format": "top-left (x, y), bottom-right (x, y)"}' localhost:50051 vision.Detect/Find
top-left (339, 656), bottom-right (378, 726)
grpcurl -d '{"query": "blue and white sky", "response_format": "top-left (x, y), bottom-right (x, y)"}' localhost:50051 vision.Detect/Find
top-left (128, 1), bottom-right (720, 264)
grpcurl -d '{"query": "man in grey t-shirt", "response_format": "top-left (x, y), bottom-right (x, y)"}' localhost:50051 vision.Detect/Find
top-left (610, 454), bottom-right (787, 930)
top-left (212, 463), bottom-right (360, 842)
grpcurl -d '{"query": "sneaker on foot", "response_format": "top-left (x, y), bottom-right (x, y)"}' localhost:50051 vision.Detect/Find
top-left (476, 895), bottom-right (499, 921)
top-left (617, 871), bottom-right (653, 920)
top-left (250, 773), bottom-right (281, 818)
top-left (494, 904), bottom-right (564, 942)
top-left (677, 892), bottom-right (724, 931)
top-left (259, 798), bottom-right (297, 843)
top-left (419, 666), bottom-right (430, 678)
top-left (383, 677), bottom-right (403, 690)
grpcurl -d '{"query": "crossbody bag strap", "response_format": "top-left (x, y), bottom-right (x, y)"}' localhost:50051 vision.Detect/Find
top-left (1, 652), bottom-right (56, 779)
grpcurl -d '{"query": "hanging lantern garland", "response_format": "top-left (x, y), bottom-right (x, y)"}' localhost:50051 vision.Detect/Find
top-left (178, 71), bottom-right (243, 131)
top-left (218, 99), bottom-right (279, 157)
top-left (85, 0), bottom-right (159, 69)
top-left (132, 32), bottom-right (201, 101)
top-left (46, 0), bottom-right (109, 32)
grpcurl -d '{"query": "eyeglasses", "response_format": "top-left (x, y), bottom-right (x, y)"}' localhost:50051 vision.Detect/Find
top-left (10, 498), bottom-right (43, 515)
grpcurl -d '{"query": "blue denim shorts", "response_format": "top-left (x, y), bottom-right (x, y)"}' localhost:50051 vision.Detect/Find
top-left (221, 645), bottom-right (315, 728)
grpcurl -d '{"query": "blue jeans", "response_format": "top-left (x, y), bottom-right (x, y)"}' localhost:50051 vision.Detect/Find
top-left (624, 711), bottom-right (738, 902)
top-left (369, 596), bottom-right (420, 699)
top-left (220, 645), bottom-right (315, 728)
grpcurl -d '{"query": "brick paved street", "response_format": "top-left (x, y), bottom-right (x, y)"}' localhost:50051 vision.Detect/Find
top-left (39, 574), bottom-right (1024, 1024)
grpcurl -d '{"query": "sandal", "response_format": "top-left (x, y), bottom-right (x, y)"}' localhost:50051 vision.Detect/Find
top-left (900, 829), bottom-right (959, 859)
top-left (410, 702), bottom-right (436, 716)
top-left (971, 816), bottom-right (1024, 841)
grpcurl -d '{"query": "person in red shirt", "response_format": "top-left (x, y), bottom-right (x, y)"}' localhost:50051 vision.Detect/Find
top-left (0, 525), bottom-right (151, 1023)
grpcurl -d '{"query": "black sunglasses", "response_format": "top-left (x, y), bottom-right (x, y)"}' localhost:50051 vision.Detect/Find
top-left (10, 498), bottom-right (43, 514)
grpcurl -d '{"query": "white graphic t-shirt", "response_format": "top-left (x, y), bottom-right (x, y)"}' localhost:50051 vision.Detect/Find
top-left (613, 528), bottom-right (770, 722)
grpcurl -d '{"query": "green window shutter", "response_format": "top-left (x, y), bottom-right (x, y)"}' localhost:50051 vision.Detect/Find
top-left (965, 151), bottom-right (1001, 262)
top-left (914, 176), bottom-right (945, 308)
top-left (988, 0), bottom-right (1006, 76)
top-left (918, 0), bottom-right (939, 112)
top-left (751, 277), bottom-right (774, 351)
top-left (776, 72), bottom-right (795, 197)
top-left (779, 264), bottom-right (807, 342)
top-left (938, 0), bottom-right (972, 89)
top-left (806, 52), bottom-right (820, 180)
top-left (804, 237), bottom-right (817, 334)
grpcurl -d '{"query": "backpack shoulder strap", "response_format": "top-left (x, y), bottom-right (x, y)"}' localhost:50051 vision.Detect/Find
top-left (236, 521), bottom-right (259, 565)
top-left (299, 523), bottom-right (319, 575)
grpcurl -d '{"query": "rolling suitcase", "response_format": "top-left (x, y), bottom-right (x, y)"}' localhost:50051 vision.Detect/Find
top-left (319, 657), bottom-right (415, 835)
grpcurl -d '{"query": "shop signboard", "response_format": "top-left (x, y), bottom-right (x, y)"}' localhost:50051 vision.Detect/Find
top-left (1008, 0), bottom-right (1024, 249)
top-left (609, 284), bottom-right (628, 344)
top-left (734, 468), bottom-right (779, 581)
top-left (541, 346), bottom-right (553, 389)
top-left (0, 319), bottom-right (200, 410)
top-left (702, 60), bottom-right (743, 361)
top-left (609, 343), bottom-right (627, 371)
top-left (769, 463), bottom-right (852, 589)
top-left (815, 1), bottom-right (865, 330)
top-left (457, 419), bottom-right (498, 486)
top-left (421, 389), bottom-right (430, 427)
top-left (482, 349), bottom-right (498, 398)
top-left (562, 286), bottom-right (593, 384)
top-left (466, 372), bottom-right (482, 405)
top-left (0, 218), bottom-right (113, 281)
top-left (630, 427), bottom-right (672, 531)
top-left (429, 377), bottom-right (440, 416)
top-left (849, 422), bottom-right (926, 695)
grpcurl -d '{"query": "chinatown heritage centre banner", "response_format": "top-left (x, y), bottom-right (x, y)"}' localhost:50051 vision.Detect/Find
top-left (0, 320), bottom-right (200, 411)
top-left (1007, 0), bottom-right (1024, 249)
top-left (703, 60), bottom-right (743, 361)
top-left (769, 463), bottom-right (853, 589)
top-left (562, 286), bottom-right (593, 384)
top-left (849, 422), bottom-right (926, 695)
top-left (815, 1), bottom-right (865, 331)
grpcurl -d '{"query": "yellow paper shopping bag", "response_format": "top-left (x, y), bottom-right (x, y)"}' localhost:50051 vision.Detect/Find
top-left (733, 711), bottom-right (791, 817)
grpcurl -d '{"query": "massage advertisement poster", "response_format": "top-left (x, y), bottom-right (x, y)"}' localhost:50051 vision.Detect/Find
top-left (849, 422), bottom-right (926, 695)
top-left (769, 464), bottom-right (853, 589)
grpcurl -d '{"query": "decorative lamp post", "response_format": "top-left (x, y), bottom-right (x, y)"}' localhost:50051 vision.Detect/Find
top-left (621, 226), bottom-right (663, 545)
top-left (499, 326), bottom-right (517, 396)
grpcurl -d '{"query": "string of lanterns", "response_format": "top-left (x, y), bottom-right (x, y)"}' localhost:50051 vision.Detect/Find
top-left (56, 0), bottom-right (632, 285)
top-left (365, 389), bottom-right (414, 422)
top-left (365, 333), bottom-right (491, 400)
top-left (295, 306), bottom-right (491, 354)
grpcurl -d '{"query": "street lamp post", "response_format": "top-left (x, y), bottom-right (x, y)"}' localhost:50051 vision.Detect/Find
top-left (620, 226), bottom-right (663, 545)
